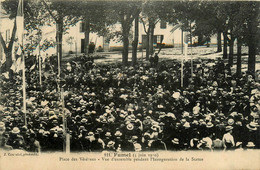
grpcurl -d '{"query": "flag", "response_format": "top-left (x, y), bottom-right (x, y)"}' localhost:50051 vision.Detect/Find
top-left (10, 57), bottom-right (23, 73)
top-left (2, 72), bottom-right (9, 79)
top-left (33, 44), bottom-right (40, 56)
top-left (29, 64), bottom-right (36, 71)
top-left (16, 45), bottom-right (22, 55)
top-left (16, 0), bottom-right (24, 45)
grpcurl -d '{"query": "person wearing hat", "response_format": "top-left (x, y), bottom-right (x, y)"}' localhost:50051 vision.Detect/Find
top-left (246, 142), bottom-right (255, 150)
top-left (222, 126), bottom-right (235, 151)
top-left (114, 130), bottom-right (123, 151)
top-left (245, 122), bottom-right (259, 149)
top-left (131, 136), bottom-right (142, 152)
top-left (189, 137), bottom-right (200, 150)
top-left (7, 127), bottom-right (25, 150)
top-left (103, 132), bottom-right (112, 148)
top-left (234, 142), bottom-right (243, 151)
top-left (0, 133), bottom-right (13, 151)
top-left (106, 141), bottom-right (116, 151)
top-left (149, 133), bottom-right (167, 151)
top-left (120, 135), bottom-right (135, 152)
top-left (26, 133), bottom-right (41, 153)
top-left (89, 133), bottom-right (105, 152)
top-left (166, 138), bottom-right (180, 151)
top-left (212, 134), bottom-right (224, 151)
top-left (197, 138), bottom-right (210, 151)
top-left (78, 128), bottom-right (90, 151)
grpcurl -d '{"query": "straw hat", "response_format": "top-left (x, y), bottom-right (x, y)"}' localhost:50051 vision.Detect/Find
top-left (226, 126), bottom-right (233, 131)
top-left (11, 127), bottom-right (20, 134)
top-left (172, 92), bottom-right (181, 99)
top-left (126, 123), bottom-right (134, 131)
top-left (236, 142), bottom-right (243, 147)
top-left (172, 138), bottom-right (179, 145)
top-left (114, 131), bottom-right (122, 137)
top-left (246, 142), bottom-right (255, 148)
top-left (246, 122), bottom-right (257, 131)
top-left (105, 132), bottom-right (112, 137)
top-left (183, 122), bottom-right (190, 129)
top-left (228, 118), bottom-right (235, 126)
top-left (206, 122), bottom-right (214, 128)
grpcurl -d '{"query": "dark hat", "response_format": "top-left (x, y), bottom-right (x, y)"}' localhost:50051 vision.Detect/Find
top-left (143, 119), bottom-right (151, 126)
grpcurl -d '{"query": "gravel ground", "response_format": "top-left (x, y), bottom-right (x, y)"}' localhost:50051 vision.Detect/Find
top-left (91, 46), bottom-right (260, 72)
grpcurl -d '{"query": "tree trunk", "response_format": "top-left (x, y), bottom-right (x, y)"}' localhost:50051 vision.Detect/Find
top-left (122, 36), bottom-right (129, 66)
top-left (223, 32), bottom-right (228, 59)
top-left (198, 34), bottom-right (203, 46)
top-left (217, 30), bottom-right (222, 52)
top-left (145, 27), bottom-right (150, 61)
top-left (236, 37), bottom-right (242, 76)
top-left (149, 24), bottom-right (155, 56)
top-left (84, 18), bottom-right (90, 55)
top-left (248, 42), bottom-right (256, 74)
top-left (122, 23), bottom-right (130, 66)
top-left (228, 35), bottom-right (234, 67)
top-left (132, 14), bottom-right (139, 67)
top-left (247, 13), bottom-right (257, 75)
top-left (56, 17), bottom-right (63, 69)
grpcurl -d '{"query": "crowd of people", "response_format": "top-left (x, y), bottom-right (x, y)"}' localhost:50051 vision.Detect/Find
top-left (0, 55), bottom-right (259, 153)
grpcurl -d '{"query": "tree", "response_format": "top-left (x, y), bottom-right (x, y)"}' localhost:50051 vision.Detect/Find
top-left (74, 2), bottom-right (111, 55)
top-left (1, 0), bottom-right (47, 72)
top-left (106, 1), bottom-right (141, 66)
top-left (140, 1), bottom-right (160, 60)
top-left (132, 12), bottom-right (139, 67)
top-left (241, 2), bottom-right (260, 75)
top-left (140, 1), bottom-right (175, 60)
top-left (41, 0), bottom-right (79, 67)
top-left (0, 19), bottom-right (16, 72)
top-left (219, 1), bottom-right (259, 74)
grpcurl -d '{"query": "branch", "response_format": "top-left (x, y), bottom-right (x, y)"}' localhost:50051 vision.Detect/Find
top-left (154, 18), bottom-right (160, 25)
top-left (140, 18), bottom-right (148, 34)
top-left (129, 9), bottom-right (141, 25)
top-left (0, 33), bottom-right (7, 53)
top-left (41, 0), bottom-right (58, 22)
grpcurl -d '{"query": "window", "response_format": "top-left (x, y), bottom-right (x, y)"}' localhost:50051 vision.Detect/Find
top-left (160, 20), bottom-right (167, 29)
top-left (156, 35), bottom-right (164, 43)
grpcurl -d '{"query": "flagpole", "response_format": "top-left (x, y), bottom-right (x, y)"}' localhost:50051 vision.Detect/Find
top-left (181, 29), bottom-right (184, 88)
top-left (61, 88), bottom-right (69, 153)
top-left (22, 46), bottom-right (27, 126)
top-left (38, 45), bottom-right (42, 86)
top-left (17, 0), bottom-right (27, 126)
top-left (190, 22), bottom-right (193, 78)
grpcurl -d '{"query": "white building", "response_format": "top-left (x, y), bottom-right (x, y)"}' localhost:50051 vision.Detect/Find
top-left (58, 20), bottom-right (188, 55)
top-left (1, 15), bottom-right (218, 59)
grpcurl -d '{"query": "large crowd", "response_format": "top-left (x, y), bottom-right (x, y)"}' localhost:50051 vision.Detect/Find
top-left (0, 55), bottom-right (259, 153)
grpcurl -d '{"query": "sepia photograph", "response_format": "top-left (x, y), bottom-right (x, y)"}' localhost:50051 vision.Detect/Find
top-left (0, 0), bottom-right (259, 169)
